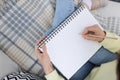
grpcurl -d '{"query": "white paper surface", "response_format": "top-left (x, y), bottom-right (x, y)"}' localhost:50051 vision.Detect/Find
top-left (46, 7), bottom-right (102, 79)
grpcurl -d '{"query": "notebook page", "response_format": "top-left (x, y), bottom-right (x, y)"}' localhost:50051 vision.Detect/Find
top-left (46, 7), bottom-right (102, 79)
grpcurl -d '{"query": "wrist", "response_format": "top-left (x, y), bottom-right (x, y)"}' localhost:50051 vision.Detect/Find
top-left (43, 64), bottom-right (54, 75)
top-left (99, 31), bottom-right (106, 42)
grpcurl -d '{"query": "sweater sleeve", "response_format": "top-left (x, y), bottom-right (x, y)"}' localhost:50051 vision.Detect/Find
top-left (100, 31), bottom-right (120, 54)
top-left (45, 70), bottom-right (65, 80)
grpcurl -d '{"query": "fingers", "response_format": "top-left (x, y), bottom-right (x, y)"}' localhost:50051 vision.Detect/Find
top-left (42, 44), bottom-right (47, 53)
top-left (82, 24), bottom-right (105, 42)
top-left (83, 35), bottom-right (103, 41)
top-left (36, 37), bottom-right (45, 46)
top-left (35, 37), bottom-right (46, 57)
top-left (35, 36), bottom-right (48, 55)
top-left (82, 24), bottom-right (98, 35)
top-left (35, 36), bottom-right (46, 52)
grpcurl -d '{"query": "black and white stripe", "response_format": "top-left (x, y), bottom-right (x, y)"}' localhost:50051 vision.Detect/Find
top-left (1, 72), bottom-right (43, 80)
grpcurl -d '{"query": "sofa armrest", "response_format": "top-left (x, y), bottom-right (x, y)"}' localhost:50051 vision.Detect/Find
top-left (92, 1), bottom-right (120, 17)
top-left (0, 50), bottom-right (19, 79)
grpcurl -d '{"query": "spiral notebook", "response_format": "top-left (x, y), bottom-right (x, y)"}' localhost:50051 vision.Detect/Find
top-left (39, 6), bottom-right (102, 79)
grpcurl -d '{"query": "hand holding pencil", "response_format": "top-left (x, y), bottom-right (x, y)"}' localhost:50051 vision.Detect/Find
top-left (82, 24), bottom-right (117, 42)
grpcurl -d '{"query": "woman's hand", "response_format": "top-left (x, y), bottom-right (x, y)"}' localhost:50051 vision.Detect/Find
top-left (82, 24), bottom-right (106, 42)
top-left (35, 37), bottom-right (54, 75)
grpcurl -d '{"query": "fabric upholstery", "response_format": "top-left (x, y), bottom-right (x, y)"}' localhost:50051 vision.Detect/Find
top-left (0, 50), bottom-right (19, 79)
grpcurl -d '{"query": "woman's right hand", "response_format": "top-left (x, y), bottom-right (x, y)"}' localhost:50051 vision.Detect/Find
top-left (82, 24), bottom-right (106, 42)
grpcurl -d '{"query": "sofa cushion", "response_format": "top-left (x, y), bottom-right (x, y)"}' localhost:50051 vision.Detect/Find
top-left (0, 50), bottom-right (19, 79)
top-left (0, 0), bottom-right (54, 77)
top-left (92, 1), bottom-right (120, 36)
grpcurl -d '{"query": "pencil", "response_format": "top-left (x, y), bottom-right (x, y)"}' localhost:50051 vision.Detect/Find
top-left (88, 34), bottom-right (118, 40)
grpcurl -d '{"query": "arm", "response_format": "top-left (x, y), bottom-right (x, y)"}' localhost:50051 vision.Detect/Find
top-left (35, 38), bottom-right (65, 80)
top-left (82, 25), bottom-right (120, 54)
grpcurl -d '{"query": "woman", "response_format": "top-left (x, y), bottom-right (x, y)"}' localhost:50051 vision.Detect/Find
top-left (35, 0), bottom-right (120, 80)
top-left (36, 0), bottom-right (117, 80)
top-left (1, 0), bottom-right (114, 80)
top-left (35, 24), bottom-right (120, 80)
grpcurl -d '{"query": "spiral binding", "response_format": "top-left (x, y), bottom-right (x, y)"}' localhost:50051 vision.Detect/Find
top-left (38, 5), bottom-right (85, 49)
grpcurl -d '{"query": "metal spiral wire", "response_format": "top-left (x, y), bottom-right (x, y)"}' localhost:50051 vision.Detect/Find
top-left (38, 5), bottom-right (85, 48)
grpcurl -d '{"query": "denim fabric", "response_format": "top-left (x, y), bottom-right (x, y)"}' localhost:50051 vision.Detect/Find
top-left (46, 0), bottom-right (75, 36)
top-left (70, 47), bottom-right (117, 80)
top-left (70, 61), bottom-right (95, 80)
top-left (89, 47), bottom-right (118, 65)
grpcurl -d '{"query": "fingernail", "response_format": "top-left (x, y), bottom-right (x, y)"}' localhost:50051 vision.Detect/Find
top-left (39, 47), bottom-right (43, 53)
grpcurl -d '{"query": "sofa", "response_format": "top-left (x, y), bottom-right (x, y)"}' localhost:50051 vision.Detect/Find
top-left (0, 0), bottom-right (120, 79)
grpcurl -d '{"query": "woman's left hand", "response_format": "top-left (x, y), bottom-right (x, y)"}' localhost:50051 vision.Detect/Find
top-left (35, 37), bottom-right (54, 75)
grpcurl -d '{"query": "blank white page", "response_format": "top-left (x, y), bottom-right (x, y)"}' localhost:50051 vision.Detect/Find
top-left (46, 7), bottom-right (102, 79)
